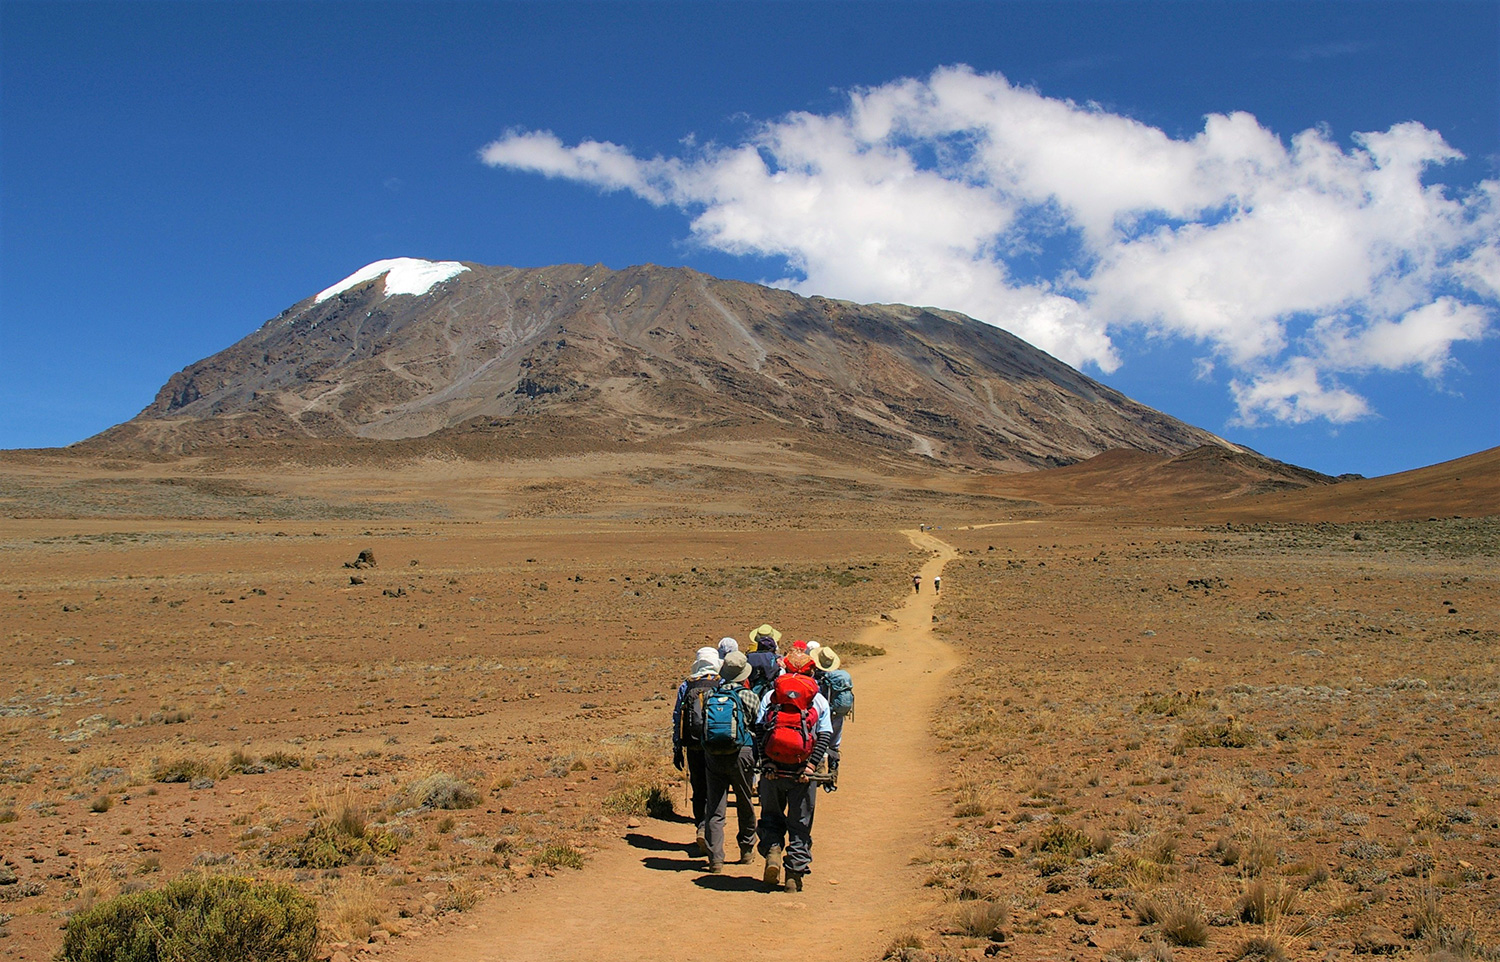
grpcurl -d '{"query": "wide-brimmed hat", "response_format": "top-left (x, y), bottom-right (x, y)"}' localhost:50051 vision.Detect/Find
top-left (719, 651), bottom-right (752, 684)
top-left (751, 624), bottom-right (782, 645)
top-left (690, 647), bottom-right (722, 677)
top-left (717, 636), bottom-right (739, 658)
top-left (812, 647), bottom-right (841, 672)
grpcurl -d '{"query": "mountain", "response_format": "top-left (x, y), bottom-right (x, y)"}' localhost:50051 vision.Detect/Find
top-left (88, 259), bottom-right (1228, 469)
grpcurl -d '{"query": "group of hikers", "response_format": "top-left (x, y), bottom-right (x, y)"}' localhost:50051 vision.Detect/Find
top-left (670, 623), bottom-right (854, 892)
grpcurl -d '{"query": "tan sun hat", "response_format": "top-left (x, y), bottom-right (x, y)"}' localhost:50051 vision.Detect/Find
top-left (719, 651), bottom-right (752, 684)
top-left (751, 624), bottom-right (782, 645)
top-left (812, 646), bottom-right (841, 672)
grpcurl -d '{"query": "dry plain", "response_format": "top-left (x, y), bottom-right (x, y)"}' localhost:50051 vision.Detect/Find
top-left (0, 446), bottom-right (1496, 962)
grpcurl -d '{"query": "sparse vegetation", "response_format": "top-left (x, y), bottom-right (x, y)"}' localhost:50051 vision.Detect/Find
top-left (59, 873), bottom-right (317, 962)
top-left (534, 842), bottom-right (585, 870)
top-left (390, 772), bottom-right (481, 811)
top-left (603, 782), bottom-right (675, 818)
top-left (952, 899), bottom-right (1008, 939)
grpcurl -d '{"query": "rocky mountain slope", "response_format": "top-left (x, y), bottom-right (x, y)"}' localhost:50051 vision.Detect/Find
top-left (90, 260), bottom-right (1228, 469)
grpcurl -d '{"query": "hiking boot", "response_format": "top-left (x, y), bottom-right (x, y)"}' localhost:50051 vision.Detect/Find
top-left (763, 846), bottom-right (783, 887)
top-left (737, 844), bottom-right (755, 865)
top-left (784, 870), bottom-right (804, 893)
top-left (706, 859), bottom-right (724, 874)
top-left (694, 830), bottom-right (708, 857)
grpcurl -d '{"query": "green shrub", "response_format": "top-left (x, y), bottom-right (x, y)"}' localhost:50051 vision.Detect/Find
top-left (534, 843), bottom-right (584, 870)
top-left (59, 874), bottom-right (317, 962)
top-left (264, 803), bottom-right (399, 869)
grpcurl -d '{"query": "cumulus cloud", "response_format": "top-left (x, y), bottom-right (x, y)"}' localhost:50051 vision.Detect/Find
top-left (480, 65), bottom-right (1498, 425)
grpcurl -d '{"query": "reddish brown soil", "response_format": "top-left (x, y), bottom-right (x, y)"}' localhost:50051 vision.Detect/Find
top-left (0, 445), bottom-right (1495, 962)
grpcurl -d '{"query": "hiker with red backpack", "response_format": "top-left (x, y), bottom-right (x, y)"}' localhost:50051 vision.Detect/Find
top-left (672, 646), bottom-right (723, 855)
top-left (756, 643), bottom-right (834, 892)
top-left (698, 650), bottom-right (761, 872)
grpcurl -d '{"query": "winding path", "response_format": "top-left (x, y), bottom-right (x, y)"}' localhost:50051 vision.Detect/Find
top-left (387, 530), bottom-right (959, 961)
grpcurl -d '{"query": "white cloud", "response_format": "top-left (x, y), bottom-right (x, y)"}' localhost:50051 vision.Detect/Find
top-left (480, 66), bottom-right (1498, 425)
top-left (1230, 359), bottom-right (1371, 426)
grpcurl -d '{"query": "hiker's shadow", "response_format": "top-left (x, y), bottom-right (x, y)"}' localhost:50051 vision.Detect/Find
top-left (692, 874), bottom-right (765, 892)
top-left (625, 832), bottom-right (689, 852)
top-left (640, 855), bottom-right (703, 873)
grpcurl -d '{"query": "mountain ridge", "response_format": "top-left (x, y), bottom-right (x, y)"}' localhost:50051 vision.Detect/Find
top-left (90, 260), bottom-right (1229, 470)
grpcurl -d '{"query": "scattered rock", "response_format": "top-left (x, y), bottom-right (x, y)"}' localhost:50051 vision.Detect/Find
top-left (344, 549), bottom-right (377, 570)
top-left (1355, 925), bottom-right (1402, 955)
top-left (383, 587), bottom-right (407, 598)
top-left (349, 576), bottom-right (365, 585)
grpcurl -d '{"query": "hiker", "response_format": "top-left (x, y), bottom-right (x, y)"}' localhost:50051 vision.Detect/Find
top-left (934, 575), bottom-right (941, 593)
top-left (746, 623), bottom-right (782, 695)
top-left (699, 650), bottom-right (760, 872)
top-left (811, 645), bottom-right (853, 789)
top-left (672, 646), bottom-right (722, 854)
top-left (756, 647), bottom-right (833, 892)
top-left (913, 574), bottom-right (921, 593)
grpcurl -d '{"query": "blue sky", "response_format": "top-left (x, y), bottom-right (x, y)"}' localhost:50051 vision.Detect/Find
top-left (2, 1), bottom-right (1496, 478)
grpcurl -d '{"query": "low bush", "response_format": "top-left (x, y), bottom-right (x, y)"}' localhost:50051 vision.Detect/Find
top-left (1177, 717), bottom-right (1257, 750)
top-left (152, 756), bottom-right (220, 784)
top-left (602, 782), bottom-right (675, 819)
top-left (59, 873), bottom-right (317, 962)
top-left (264, 802), bottom-right (399, 869)
top-left (953, 899), bottom-right (1008, 939)
top-left (534, 843), bottom-right (584, 870)
top-left (390, 772), bottom-right (481, 811)
top-left (1232, 934), bottom-right (1288, 962)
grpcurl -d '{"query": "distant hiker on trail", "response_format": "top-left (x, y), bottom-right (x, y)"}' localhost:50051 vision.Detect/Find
top-left (699, 650), bottom-right (761, 872)
top-left (913, 574), bottom-right (921, 593)
top-left (811, 645), bottom-right (853, 789)
top-left (717, 636), bottom-right (739, 659)
top-left (933, 575), bottom-right (941, 593)
top-left (746, 624), bottom-right (782, 695)
top-left (757, 646), bottom-right (834, 892)
top-left (672, 646), bottom-right (722, 856)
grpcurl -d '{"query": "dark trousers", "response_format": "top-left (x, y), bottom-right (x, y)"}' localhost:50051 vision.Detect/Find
top-left (758, 773), bottom-right (817, 873)
top-left (686, 748), bottom-right (709, 832)
top-left (704, 748), bottom-right (757, 861)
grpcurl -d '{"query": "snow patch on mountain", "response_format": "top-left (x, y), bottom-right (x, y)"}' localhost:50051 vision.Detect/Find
top-left (314, 258), bottom-right (469, 304)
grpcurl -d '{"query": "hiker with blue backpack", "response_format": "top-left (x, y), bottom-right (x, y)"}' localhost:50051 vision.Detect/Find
top-left (756, 643), bottom-right (834, 892)
top-left (811, 645), bottom-right (853, 789)
top-left (698, 649), bottom-right (761, 872)
top-left (672, 646), bottom-right (723, 855)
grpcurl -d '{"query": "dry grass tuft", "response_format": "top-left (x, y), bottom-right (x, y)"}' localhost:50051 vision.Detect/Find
top-left (1237, 878), bottom-right (1297, 924)
top-left (952, 899), bottom-right (1009, 939)
top-left (1136, 890), bottom-right (1210, 947)
top-left (321, 876), bottom-right (383, 943)
top-left (390, 771), bottom-right (481, 811)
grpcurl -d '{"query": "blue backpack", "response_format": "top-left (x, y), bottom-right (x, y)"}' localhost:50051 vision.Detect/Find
top-left (702, 684), bottom-right (754, 755)
top-left (821, 670), bottom-right (854, 717)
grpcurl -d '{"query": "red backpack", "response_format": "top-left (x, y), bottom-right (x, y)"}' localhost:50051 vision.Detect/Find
top-left (763, 672), bottom-right (821, 766)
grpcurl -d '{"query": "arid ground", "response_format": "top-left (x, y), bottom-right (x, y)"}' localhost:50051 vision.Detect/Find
top-left (0, 445), bottom-right (1495, 962)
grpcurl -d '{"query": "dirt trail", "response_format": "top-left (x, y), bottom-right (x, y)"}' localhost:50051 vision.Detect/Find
top-left (385, 530), bottom-right (960, 962)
